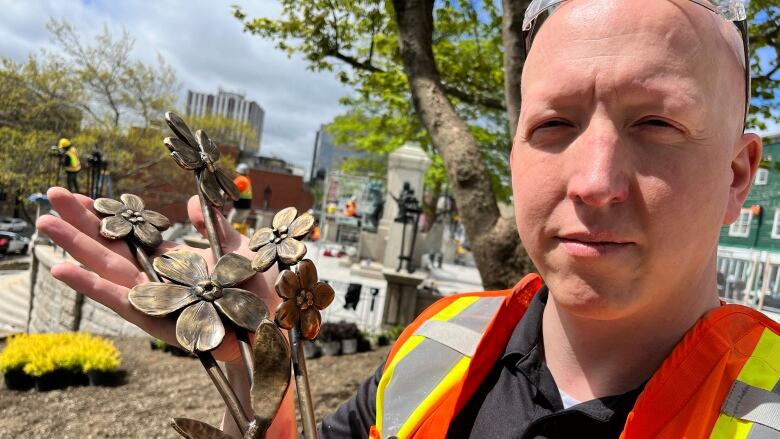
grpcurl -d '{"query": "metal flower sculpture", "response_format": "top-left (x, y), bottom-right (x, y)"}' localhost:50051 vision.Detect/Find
top-left (163, 112), bottom-right (240, 207)
top-left (129, 249), bottom-right (267, 352)
top-left (274, 259), bottom-right (335, 340)
top-left (249, 207), bottom-right (315, 272)
top-left (95, 194), bottom-right (171, 248)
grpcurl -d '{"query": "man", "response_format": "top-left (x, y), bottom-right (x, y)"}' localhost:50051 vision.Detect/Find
top-left (58, 137), bottom-right (81, 194)
top-left (36, 0), bottom-right (779, 438)
top-left (227, 163), bottom-right (253, 234)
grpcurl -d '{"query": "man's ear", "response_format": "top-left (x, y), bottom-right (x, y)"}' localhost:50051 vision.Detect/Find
top-left (724, 133), bottom-right (762, 224)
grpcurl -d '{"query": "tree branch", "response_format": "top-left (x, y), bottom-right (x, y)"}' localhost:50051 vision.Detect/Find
top-left (441, 83), bottom-right (505, 111)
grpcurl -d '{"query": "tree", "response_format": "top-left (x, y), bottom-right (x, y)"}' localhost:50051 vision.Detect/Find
top-left (748, 0), bottom-right (780, 130)
top-left (234, 0), bottom-right (779, 289)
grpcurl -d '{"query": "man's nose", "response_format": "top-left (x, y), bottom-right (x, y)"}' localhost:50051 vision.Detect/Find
top-left (566, 125), bottom-right (630, 207)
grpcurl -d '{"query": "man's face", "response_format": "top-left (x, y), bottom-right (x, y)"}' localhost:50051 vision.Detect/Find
top-left (512, 0), bottom-right (759, 319)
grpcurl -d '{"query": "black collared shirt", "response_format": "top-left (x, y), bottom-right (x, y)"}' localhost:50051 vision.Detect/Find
top-left (318, 287), bottom-right (643, 438)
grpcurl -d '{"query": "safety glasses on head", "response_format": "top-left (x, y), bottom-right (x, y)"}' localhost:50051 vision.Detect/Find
top-left (521, 0), bottom-right (751, 127)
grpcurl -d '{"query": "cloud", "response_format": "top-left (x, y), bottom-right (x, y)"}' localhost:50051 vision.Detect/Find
top-left (0, 0), bottom-right (350, 175)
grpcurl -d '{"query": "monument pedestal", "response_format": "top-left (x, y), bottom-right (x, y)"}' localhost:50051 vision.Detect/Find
top-left (381, 269), bottom-right (427, 327)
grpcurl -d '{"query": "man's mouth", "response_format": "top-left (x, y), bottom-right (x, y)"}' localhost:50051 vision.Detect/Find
top-left (557, 233), bottom-right (634, 257)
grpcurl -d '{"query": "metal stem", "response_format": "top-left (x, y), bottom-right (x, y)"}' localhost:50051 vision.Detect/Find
top-left (127, 239), bottom-right (160, 282)
top-left (289, 327), bottom-right (318, 439)
top-left (198, 352), bottom-right (251, 435)
top-left (236, 327), bottom-right (255, 378)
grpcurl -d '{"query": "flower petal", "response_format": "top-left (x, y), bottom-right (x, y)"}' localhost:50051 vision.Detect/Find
top-left (141, 210), bottom-right (170, 230)
top-left (165, 112), bottom-right (198, 148)
top-left (172, 418), bottom-right (234, 439)
top-left (313, 282), bottom-right (335, 310)
top-left (128, 283), bottom-right (198, 316)
top-left (133, 222), bottom-right (162, 248)
top-left (277, 238), bottom-right (307, 265)
top-left (212, 253), bottom-right (254, 287)
top-left (176, 302), bottom-right (225, 352)
top-left (94, 198), bottom-right (125, 215)
top-left (100, 215), bottom-right (132, 240)
top-left (120, 193), bottom-right (145, 212)
top-left (274, 269), bottom-right (301, 299)
top-left (153, 249), bottom-right (209, 286)
top-left (288, 213), bottom-right (315, 238)
top-left (196, 129), bottom-right (220, 163)
top-left (164, 137), bottom-right (201, 170)
top-left (214, 288), bottom-right (268, 331)
top-left (297, 259), bottom-right (318, 291)
top-left (299, 308), bottom-right (322, 341)
top-left (274, 300), bottom-right (299, 330)
top-left (251, 244), bottom-right (277, 272)
top-left (251, 321), bottom-right (291, 428)
top-left (200, 171), bottom-right (224, 207)
top-left (248, 227), bottom-right (274, 251)
top-left (216, 168), bottom-right (240, 201)
top-left (272, 207), bottom-right (297, 229)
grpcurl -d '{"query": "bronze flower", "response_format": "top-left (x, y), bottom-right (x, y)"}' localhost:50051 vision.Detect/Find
top-left (249, 207), bottom-right (314, 272)
top-left (274, 259), bottom-right (335, 340)
top-left (129, 249), bottom-right (268, 352)
top-left (163, 111), bottom-right (240, 207)
top-left (95, 194), bottom-right (170, 248)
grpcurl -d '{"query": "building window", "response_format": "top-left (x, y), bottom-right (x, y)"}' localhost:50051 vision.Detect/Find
top-left (773, 209), bottom-right (780, 239)
top-left (755, 168), bottom-right (769, 185)
top-left (729, 208), bottom-right (752, 237)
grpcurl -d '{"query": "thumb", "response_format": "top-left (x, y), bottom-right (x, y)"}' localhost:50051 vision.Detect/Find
top-left (187, 195), bottom-right (243, 252)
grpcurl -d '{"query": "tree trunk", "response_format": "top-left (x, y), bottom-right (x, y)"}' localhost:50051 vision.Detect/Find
top-left (391, 0), bottom-right (533, 290)
top-left (502, 0), bottom-right (532, 139)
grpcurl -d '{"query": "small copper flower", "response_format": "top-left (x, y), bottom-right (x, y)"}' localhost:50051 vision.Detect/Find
top-left (95, 194), bottom-right (170, 248)
top-left (249, 207), bottom-right (314, 272)
top-left (163, 111), bottom-right (240, 207)
top-left (274, 259), bottom-right (335, 340)
top-left (129, 249), bottom-right (268, 352)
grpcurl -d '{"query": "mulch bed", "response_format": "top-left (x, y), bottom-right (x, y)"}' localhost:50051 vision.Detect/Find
top-left (0, 337), bottom-right (389, 438)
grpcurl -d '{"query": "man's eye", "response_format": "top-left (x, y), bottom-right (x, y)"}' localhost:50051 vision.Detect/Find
top-left (640, 118), bottom-right (676, 129)
top-left (536, 119), bottom-right (571, 129)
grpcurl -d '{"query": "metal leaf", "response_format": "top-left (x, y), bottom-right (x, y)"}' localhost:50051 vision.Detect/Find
top-left (196, 130), bottom-right (220, 163)
top-left (211, 253), bottom-right (254, 287)
top-left (215, 168), bottom-right (240, 201)
top-left (274, 300), bottom-right (299, 330)
top-left (288, 213), bottom-right (315, 238)
top-left (275, 269), bottom-right (300, 299)
top-left (165, 137), bottom-right (202, 170)
top-left (199, 171), bottom-right (224, 208)
top-left (94, 198), bottom-right (125, 215)
top-left (272, 207), bottom-right (297, 229)
top-left (165, 112), bottom-right (199, 149)
top-left (249, 227), bottom-right (274, 251)
top-left (171, 418), bottom-right (233, 439)
top-left (120, 193), bottom-right (145, 212)
top-left (250, 320), bottom-right (291, 437)
top-left (141, 210), bottom-right (171, 230)
top-left (214, 288), bottom-right (268, 332)
top-left (176, 302), bottom-right (225, 352)
top-left (154, 249), bottom-right (209, 286)
top-left (128, 283), bottom-right (198, 316)
top-left (277, 238), bottom-right (306, 265)
top-left (100, 216), bottom-right (132, 240)
top-left (134, 221), bottom-right (163, 248)
top-left (300, 308), bottom-right (322, 341)
top-left (251, 244), bottom-right (277, 273)
top-left (313, 282), bottom-right (336, 310)
top-left (297, 259), bottom-right (318, 291)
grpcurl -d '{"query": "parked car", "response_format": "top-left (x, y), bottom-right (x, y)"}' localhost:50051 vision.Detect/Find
top-left (0, 217), bottom-right (27, 232)
top-left (0, 231), bottom-right (30, 254)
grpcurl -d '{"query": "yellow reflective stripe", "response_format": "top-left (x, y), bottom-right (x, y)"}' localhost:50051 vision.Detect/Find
top-left (397, 356), bottom-right (471, 438)
top-left (430, 296), bottom-right (480, 322)
top-left (710, 415), bottom-right (753, 439)
top-left (735, 328), bottom-right (780, 391)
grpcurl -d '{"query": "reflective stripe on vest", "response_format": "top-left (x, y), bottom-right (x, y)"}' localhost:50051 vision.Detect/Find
top-left (710, 328), bottom-right (780, 438)
top-left (65, 148), bottom-right (80, 172)
top-left (375, 296), bottom-right (504, 439)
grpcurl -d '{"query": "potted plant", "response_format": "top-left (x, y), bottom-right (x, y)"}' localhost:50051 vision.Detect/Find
top-left (302, 340), bottom-right (321, 359)
top-left (0, 337), bottom-right (34, 391)
top-left (340, 322), bottom-right (360, 355)
top-left (318, 322), bottom-right (342, 356)
top-left (357, 331), bottom-right (372, 353)
top-left (83, 343), bottom-right (124, 387)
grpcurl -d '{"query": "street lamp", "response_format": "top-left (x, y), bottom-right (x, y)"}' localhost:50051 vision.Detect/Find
top-left (264, 185), bottom-right (272, 210)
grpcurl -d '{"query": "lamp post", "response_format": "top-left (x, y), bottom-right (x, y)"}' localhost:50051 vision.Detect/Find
top-left (394, 182), bottom-right (422, 273)
top-left (264, 185), bottom-right (272, 210)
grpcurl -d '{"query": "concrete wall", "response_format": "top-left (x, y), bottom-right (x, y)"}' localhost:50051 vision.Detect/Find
top-left (28, 245), bottom-right (145, 336)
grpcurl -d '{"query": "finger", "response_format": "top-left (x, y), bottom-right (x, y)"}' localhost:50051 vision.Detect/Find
top-left (37, 214), bottom-right (147, 288)
top-left (187, 195), bottom-right (245, 252)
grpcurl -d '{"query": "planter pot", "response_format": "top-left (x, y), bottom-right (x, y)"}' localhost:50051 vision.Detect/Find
top-left (87, 370), bottom-right (127, 387)
top-left (303, 341), bottom-right (320, 359)
top-left (35, 369), bottom-right (75, 391)
top-left (341, 339), bottom-right (358, 355)
top-left (321, 340), bottom-right (341, 356)
top-left (3, 369), bottom-right (34, 391)
top-left (357, 338), bottom-right (372, 353)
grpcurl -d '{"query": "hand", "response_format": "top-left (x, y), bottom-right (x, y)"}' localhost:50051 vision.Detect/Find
top-left (36, 187), bottom-right (281, 364)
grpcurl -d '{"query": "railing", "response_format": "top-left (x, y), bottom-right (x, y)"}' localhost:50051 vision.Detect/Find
top-left (318, 277), bottom-right (387, 333)
top-left (717, 248), bottom-right (780, 312)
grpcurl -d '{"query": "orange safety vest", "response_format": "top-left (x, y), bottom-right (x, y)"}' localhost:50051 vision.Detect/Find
top-left (371, 274), bottom-right (780, 439)
top-left (64, 147), bottom-right (81, 172)
top-left (234, 175), bottom-right (252, 200)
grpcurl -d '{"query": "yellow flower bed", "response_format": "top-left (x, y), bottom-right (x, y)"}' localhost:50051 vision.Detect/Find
top-left (0, 332), bottom-right (121, 376)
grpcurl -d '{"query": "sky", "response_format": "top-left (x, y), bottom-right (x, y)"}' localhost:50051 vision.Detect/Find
top-left (0, 0), bottom-right (350, 177)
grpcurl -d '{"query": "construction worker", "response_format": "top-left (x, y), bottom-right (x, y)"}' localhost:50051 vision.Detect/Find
top-left (344, 199), bottom-right (357, 217)
top-left (227, 163), bottom-right (252, 235)
top-left (58, 138), bottom-right (80, 194)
